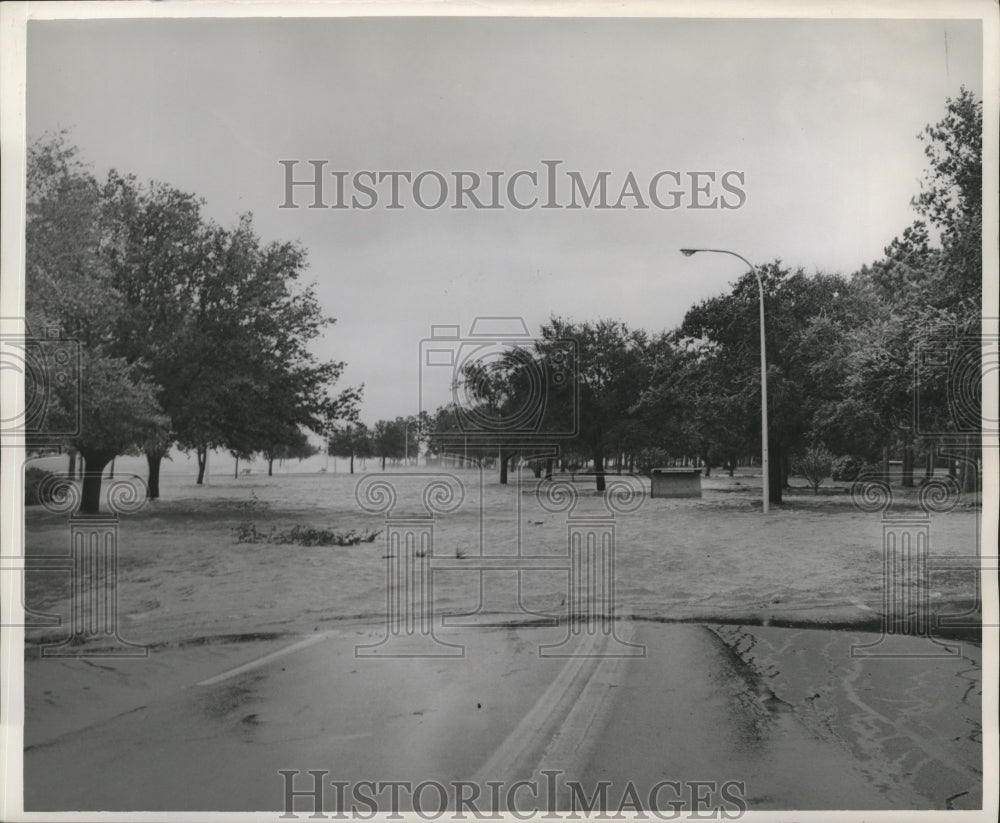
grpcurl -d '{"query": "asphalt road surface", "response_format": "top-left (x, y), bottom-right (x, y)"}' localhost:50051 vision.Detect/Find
top-left (22, 619), bottom-right (983, 814)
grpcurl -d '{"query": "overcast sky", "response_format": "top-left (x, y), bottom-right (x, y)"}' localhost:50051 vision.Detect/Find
top-left (26, 16), bottom-right (983, 423)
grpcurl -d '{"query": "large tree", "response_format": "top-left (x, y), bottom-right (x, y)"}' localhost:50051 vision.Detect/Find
top-left (912, 87), bottom-right (982, 310)
top-left (27, 136), bottom-right (358, 501)
top-left (423, 403), bottom-right (495, 467)
top-left (911, 88), bottom-right (983, 492)
top-left (65, 352), bottom-right (167, 513)
top-left (819, 89), bottom-right (983, 489)
top-left (102, 173), bottom-right (353, 492)
top-left (25, 135), bottom-right (168, 513)
top-left (539, 318), bottom-right (650, 492)
top-left (679, 265), bottom-right (857, 503)
top-left (452, 348), bottom-right (544, 484)
top-left (636, 333), bottom-right (755, 474)
top-left (100, 170), bottom-right (211, 495)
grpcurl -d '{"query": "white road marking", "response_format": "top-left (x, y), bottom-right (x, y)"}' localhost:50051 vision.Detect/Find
top-left (196, 633), bottom-right (332, 686)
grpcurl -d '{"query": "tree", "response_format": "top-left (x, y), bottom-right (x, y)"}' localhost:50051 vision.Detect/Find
top-left (817, 90), bottom-right (983, 491)
top-left (372, 419), bottom-right (400, 470)
top-left (636, 332), bottom-right (755, 474)
top-left (328, 422), bottom-right (372, 474)
top-left (912, 88), bottom-right (983, 493)
top-left (96, 168), bottom-right (356, 494)
top-left (64, 352), bottom-right (167, 513)
top-left (100, 170), bottom-right (211, 496)
top-left (452, 349), bottom-right (541, 484)
top-left (25, 135), bottom-right (122, 342)
top-left (370, 416), bottom-right (421, 470)
top-left (913, 87), bottom-right (982, 309)
top-left (261, 426), bottom-right (318, 476)
top-left (679, 263), bottom-right (872, 503)
top-left (423, 403), bottom-right (493, 467)
top-left (539, 318), bottom-right (650, 492)
top-left (792, 444), bottom-right (834, 495)
top-left (26, 135), bottom-right (168, 513)
top-left (27, 136), bottom-right (359, 502)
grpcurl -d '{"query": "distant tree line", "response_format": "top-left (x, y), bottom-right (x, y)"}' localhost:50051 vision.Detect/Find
top-left (326, 415), bottom-right (424, 473)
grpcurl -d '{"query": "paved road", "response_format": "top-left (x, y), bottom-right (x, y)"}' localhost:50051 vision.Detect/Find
top-left (22, 620), bottom-right (984, 814)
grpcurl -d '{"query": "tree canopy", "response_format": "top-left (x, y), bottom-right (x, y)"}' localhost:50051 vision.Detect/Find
top-left (25, 134), bottom-right (359, 510)
top-left (417, 90), bottom-right (984, 498)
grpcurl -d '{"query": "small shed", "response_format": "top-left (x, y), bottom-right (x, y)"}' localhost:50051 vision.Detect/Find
top-left (650, 467), bottom-right (702, 498)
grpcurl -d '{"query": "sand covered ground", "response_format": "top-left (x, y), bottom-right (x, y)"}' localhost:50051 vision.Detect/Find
top-left (22, 456), bottom-right (982, 649)
top-left (17, 456), bottom-right (987, 813)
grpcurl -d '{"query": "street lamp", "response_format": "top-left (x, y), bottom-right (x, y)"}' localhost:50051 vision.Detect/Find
top-left (680, 248), bottom-right (770, 513)
top-left (404, 419), bottom-right (419, 465)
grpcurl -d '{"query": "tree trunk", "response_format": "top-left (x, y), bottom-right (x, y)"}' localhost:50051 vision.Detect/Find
top-left (196, 445), bottom-right (207, 485)
top-left (268, 456), bottom-right (274, 477)
top-left (67, 449), bottom-right (77, 480)
top-left (349, 453), bottom-right (355, 474)
top-left (702, 456), bottom-right (711, 477)
top-left (782, 454), bottom-right (791, 489)
top-left (499, 449), bottom-right (509, 485)
top-left (924, 441), bottom-right (935, 482)
top-left (381, 455), bottom-right (386, 471)
top-left (902, 439), bottom-right (914, 487)
top-left (728, 456), bottom-right (736, 478)
top-left (593, 444), bottom-right (606, 493)
top-left (146, 450), bottom-right (163, 500)
top-left (767, 442), bottom-right (783, 505)
top-left (545, 458), bottom-right (553, 480)
top-left (78, 449), bottom-right (115, 515)
top-left (234, 455), bottom-right (239, 479)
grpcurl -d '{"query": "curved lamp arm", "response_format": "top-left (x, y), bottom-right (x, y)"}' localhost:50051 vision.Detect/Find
top-left (680, 248), bottom-right (770, 513)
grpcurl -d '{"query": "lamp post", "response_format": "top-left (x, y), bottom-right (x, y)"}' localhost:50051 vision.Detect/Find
top-left (680, 248), bottom-right (769, 513)
top-left (404, 419), bottom-right (419, 465)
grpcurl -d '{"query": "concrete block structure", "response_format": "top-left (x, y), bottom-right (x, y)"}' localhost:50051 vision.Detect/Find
top-left (650, 467), bottom-right (703, 498)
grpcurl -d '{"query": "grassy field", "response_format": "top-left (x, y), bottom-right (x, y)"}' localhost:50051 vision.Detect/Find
top-left (22, 455), bottom-right (982, 651)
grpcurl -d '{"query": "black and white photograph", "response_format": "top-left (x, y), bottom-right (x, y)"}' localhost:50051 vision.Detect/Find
top-left (1, 1), bottom-right (997, 819)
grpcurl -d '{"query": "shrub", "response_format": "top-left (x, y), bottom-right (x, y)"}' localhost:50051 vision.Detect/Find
top-left (830, 455), bottom-right (867, 482)
top-left (793, 445), bottom-right (834, 494)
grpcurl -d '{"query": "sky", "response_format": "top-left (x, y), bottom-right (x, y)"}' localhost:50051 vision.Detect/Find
top-left (24, 14), bottom-right (984, 424)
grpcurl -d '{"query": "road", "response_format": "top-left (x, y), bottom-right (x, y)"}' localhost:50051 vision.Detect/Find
top-left (22, 619), bottom-right (984, 814)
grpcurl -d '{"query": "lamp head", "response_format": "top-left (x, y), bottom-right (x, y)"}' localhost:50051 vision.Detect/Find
top-left (679, 249), bottom-right (698, 257)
